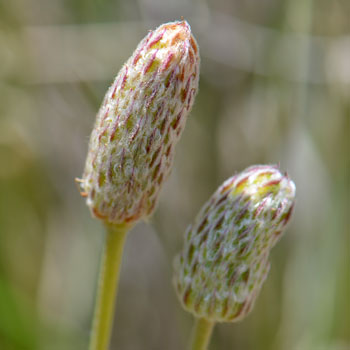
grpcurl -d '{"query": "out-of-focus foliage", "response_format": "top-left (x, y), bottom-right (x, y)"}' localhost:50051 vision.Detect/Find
top-left (0, 0), bottom-right (349, 349)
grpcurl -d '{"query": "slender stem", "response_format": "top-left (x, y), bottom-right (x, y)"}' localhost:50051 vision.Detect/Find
top-left (89, 222), bottom-right (131, 350)
top-left (190, 318), bottom-right (215, 350)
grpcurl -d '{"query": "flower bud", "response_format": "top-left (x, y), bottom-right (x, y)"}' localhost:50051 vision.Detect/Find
top-left (173, 165), bottom-right (295, 322)
top-left (79, 21), bottom-right (200, 224)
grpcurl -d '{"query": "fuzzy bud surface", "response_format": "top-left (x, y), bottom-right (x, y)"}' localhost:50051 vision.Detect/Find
top-left (80, 21), bottom-right (200, 224)
top-left (173, 165), bottom-right (296, 322)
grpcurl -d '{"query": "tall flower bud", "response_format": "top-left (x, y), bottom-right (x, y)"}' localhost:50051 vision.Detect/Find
top-left (174, 165), bottom-right (296, 322)
top-left (80, 21), bottom-right (200, 224)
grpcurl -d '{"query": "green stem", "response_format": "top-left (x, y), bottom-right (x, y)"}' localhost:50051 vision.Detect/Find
top-left (190, 318), bottom-right (215, 350)
top-left (89, 222), bottom-right (131, 350)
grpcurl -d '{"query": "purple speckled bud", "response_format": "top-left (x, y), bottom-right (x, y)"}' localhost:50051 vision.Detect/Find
top-left (79, 21), bottom-right (200, 224)
top-left (173, 165), bottom-right (296, 322)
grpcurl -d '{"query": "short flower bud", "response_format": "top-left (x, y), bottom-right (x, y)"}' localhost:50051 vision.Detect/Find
top-left (173, 165), bottom-right (296, 322)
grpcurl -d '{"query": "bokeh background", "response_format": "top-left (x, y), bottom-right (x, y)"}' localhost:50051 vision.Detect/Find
top-left (0, 0), bottom-right (349, 349)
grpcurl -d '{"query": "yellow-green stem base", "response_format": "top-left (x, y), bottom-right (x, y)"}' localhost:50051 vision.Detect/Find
top-left (89, 223), bottom-right (131, 350)
top-left (190, 318), bottom-right (215, 350)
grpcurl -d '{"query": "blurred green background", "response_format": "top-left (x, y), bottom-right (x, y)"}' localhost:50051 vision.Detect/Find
top-left (0, 0), bottom-right (349, 349)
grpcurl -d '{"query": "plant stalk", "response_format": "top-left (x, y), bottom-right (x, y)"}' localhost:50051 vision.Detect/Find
top-left (190, 317), bottom-right (215, 350)
top-left (89, 222), bottom-right (131, 350)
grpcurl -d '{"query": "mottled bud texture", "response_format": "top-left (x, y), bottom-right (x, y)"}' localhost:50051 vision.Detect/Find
top-left (81, 21), bottom-right (200, 224)
top-left (174, 165), bottom-right (296, 322)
